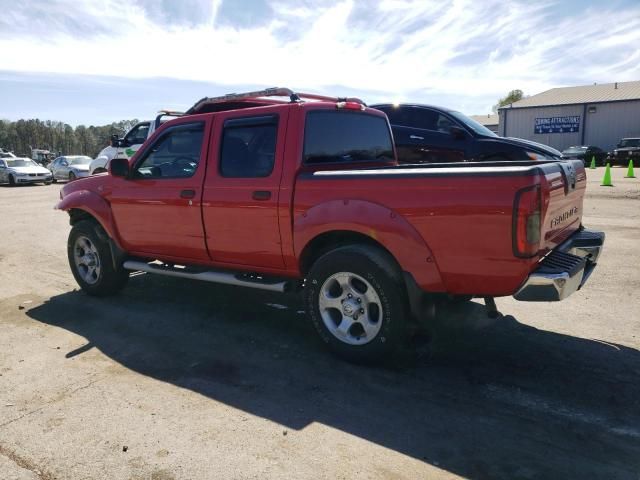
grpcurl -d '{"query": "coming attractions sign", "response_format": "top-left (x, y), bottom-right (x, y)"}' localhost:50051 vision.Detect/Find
top-left (534, 116), bottom-right (581, 134)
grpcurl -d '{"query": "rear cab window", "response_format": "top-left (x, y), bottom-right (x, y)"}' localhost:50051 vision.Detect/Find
top-left (303, 110), bottom-right (394, 166)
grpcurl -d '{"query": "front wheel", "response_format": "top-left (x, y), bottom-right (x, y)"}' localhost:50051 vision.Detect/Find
top-left (8, 174), bottom-right (16, 187)
top-left (68, 220), bottom-right (129, 296)
top-left (304, 245), bottom-right (409, 363)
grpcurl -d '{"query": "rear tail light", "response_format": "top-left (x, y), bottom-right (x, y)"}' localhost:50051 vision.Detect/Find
top-left (512, 185), bottom-right (542, 257)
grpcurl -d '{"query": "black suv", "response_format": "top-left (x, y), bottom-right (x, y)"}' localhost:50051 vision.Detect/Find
top-left (607, 138), bottom-right (640, 166)
top-left (371, 103), bottom-right (561, 163)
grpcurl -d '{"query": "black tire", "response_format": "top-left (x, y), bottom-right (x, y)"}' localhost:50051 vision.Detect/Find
top-left (67, 220), bottom-right (129, 296)
top-left (44, 180), bottom-right (52, 185)
top-left (52, 177), bottom-right (57, 184)
top-left (8, 174), bottom-right (16, 187)
top-left (69, 172), bottom-right (76, 182)
top-left (304, 245), bottom-right (409, 363)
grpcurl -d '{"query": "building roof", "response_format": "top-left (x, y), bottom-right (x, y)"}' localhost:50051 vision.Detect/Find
top-left (501, 80), bottom-right (640, 109)
top-left (470, 113), bottom-right (499, 126)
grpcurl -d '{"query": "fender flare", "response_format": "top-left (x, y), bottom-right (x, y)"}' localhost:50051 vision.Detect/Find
top-left (56, 190), bottom-right (123, 249)
top-left (294, 199), bottom-right (444, 291)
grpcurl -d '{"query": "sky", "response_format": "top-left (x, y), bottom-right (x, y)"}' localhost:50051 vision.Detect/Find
top-left (0, 0), bottom-right (639, 125)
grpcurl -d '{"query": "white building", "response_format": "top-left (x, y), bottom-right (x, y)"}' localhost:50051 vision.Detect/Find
top-left (470, 113), bottom-right (499, 134)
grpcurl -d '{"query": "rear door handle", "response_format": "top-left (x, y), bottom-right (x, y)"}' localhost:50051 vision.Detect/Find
top-left (252, 190), bottom-right (271, 201)
top-left (410, 135), bottom-right (424, 140)
top-left (180, 189), bottom-right (196, 199)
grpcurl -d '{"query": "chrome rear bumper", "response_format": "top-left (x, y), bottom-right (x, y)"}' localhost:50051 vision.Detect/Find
top-left (513, 229), bottom-right (605, 302)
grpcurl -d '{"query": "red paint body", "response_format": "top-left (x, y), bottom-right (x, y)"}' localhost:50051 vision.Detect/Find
top-left (56, 101), bottom-right (587, 297)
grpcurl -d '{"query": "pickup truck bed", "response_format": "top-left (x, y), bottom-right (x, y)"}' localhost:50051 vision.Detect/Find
top-left (295, 160), bottom-right (586, 296)
top-left (55, 88), bottom-right (604, 362)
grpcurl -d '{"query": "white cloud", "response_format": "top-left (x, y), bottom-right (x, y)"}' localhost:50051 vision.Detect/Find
top-left (1, 0), bottom-right (639, 113)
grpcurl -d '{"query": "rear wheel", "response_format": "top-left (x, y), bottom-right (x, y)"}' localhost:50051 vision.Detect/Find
top-left (69, 172), bottom-right (76, 182)
top-left (68, 220), bottom-right (129, 296)
top-left (304, 245), bottom-right (409, 363)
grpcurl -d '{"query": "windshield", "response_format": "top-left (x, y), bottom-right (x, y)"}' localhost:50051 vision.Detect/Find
top-left (619, 139), bottom-right (640, 148)
top-left (70, 156), bottom-right (92, 165)
top-left (6, 159), bottom-right (38, 167)
top-left (448, 111), bottom-right (498, 137)
top-left (563, 146), bottom-right (587, 154)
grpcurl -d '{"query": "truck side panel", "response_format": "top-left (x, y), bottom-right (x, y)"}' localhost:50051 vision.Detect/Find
top-left (293, 162), bottom-right (585, 296)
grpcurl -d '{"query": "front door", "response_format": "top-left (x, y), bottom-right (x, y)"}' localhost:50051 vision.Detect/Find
top-left (202, 108), bottom-right (287, 270)
top-left (109, 119), bottom-right (210, 262)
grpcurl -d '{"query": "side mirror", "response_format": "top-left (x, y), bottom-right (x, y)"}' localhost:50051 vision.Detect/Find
top-left (110, 158), bottom-right (129, 178)
top-left (450, 126), bottom-right (466, 140)
top-left (111, 134), bottom-right (122, 148)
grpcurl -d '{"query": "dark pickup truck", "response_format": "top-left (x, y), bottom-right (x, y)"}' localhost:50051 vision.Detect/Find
top-left (56, 88), bottom-right (604, 362)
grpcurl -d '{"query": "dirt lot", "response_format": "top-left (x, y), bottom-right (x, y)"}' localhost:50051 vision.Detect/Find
top-left (1, 166), bottom-right (639, 480)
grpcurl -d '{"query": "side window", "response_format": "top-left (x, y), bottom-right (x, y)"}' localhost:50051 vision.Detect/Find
top-left (304, 111), bottom-right (394, 165)
top-left (435, 113), bottom-right (455, 133)
top-left (134, 123), bottom-right (204, 179)
top-left (125, 123), bottom-right (150, 146)
top-left (220, 116), bottom-right (277, 178)
top-left (378, 106), bottom-right (411, 126)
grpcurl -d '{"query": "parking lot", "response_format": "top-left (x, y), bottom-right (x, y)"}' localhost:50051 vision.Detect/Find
top-left (0, 166), bottom-right (639, 480)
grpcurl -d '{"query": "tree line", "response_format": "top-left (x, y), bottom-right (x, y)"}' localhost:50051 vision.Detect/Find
top-left (0, 118), bottom-right (139, 159)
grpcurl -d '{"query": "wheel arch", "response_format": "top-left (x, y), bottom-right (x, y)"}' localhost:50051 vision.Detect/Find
top-left (299, 230), bottom-right (399, 275)
top-left (57, 190), bottom-right (123, 249)
top-left (294, 199), bottom-right (444, 292)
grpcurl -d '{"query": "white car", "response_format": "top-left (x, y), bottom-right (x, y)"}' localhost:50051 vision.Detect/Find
top-left (0, 157), bottom-right (53, 186)
top-left (89, 121), bottom-right (152, 175)
top-left (49, 156), bottom-right (93, 182)
top-left (89, 112), bottom-right (182, 175)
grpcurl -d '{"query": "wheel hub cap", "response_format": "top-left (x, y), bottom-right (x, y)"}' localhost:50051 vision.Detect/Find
top-left (73, 235), bottom-right (101, 285)
top-left (318, 272), bottom-right (383, 346)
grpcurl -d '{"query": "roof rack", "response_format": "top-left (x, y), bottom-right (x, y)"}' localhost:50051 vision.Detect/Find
top-left (154, 110), bottom-right (185, 129)
top-left (187, 87), bottom-right (366, 114)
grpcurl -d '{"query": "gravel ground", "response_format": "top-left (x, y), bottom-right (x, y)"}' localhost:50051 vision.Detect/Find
top-left (0, 166), bottom-right (639, 480)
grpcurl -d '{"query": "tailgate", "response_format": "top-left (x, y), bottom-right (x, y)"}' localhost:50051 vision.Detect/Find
top-left (539, 159), bottom-right (586, 251)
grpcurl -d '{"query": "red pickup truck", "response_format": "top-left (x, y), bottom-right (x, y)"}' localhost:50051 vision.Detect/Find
top-left (56, 88), bottom-right (604, 362)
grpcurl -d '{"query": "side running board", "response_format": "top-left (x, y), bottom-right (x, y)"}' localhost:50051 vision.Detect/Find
top-left (123, 260), bottom-right (293, 293)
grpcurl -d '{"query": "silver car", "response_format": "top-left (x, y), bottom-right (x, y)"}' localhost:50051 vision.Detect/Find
top-left (49, 156), bottom-right (92, 182)
top-left (0, 157), bottom-right (53, 186)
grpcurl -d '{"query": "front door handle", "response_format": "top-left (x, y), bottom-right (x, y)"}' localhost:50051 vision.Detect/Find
top-left (252, 190), bottom-right (271, 201)
top-left (410, 135), bottom-right (424, 140)
top-left (180, 189), bottom-right (196, 199)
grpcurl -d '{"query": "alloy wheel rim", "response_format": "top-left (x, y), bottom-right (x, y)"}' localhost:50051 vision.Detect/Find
top-left (73, 235), bottom-right (101, 285)
top-left (318, 272), bottom-right (383, 345)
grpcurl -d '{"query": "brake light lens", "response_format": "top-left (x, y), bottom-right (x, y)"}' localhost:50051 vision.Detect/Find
top-left (513, 185), bottom-right (542, 257)
top-left (336, 101), bottom-right (365, 111)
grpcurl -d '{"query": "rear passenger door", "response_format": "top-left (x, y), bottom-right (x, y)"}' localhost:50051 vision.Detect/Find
top-left (202, 107), bottom-right (288, 270)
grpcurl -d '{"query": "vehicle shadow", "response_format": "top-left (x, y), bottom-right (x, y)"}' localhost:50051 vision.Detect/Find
top-left (26, 275), bottom-right (640, 479)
